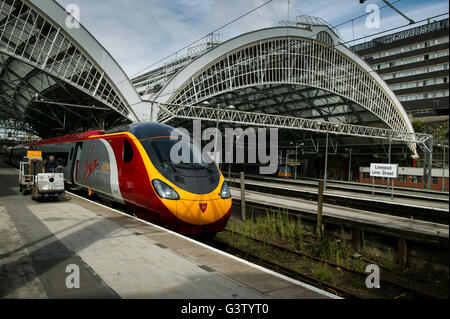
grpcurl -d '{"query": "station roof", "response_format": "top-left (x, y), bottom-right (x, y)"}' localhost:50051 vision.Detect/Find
top-left (135, 16), bottom-right (417, 154)
top-left (0, 0), bottom-right (148, 139)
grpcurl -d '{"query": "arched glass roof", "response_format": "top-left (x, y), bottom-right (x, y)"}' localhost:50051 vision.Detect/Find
top-left (0, 0), bottom-right (147, 137)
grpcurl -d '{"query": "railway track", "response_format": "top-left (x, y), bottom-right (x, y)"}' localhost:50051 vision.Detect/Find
top-left (227, 179), bottom-right (449, 224)
top-left (201, 228), bottom-right (446, 299)
top-left (203, 232), bottom-right (355, 298)
top-left (228, 173), bottom-right (448, 201)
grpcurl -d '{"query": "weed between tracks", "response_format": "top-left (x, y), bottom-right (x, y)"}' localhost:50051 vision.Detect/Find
top-left (215, 208), bottom-right (448, 299)
top-left (228, 208), bottom-right (366, 271)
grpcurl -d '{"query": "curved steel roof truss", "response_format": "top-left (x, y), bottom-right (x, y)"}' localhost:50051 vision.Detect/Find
top-left (162, 37), bottom-right (408, 132)
top-left (0, 0), bottom-right (143, 128)
top-left (154, 27), bottom-right (417, 153)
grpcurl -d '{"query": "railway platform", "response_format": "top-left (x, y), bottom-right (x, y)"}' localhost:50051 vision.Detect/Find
top-left (226, 176), bottom-right (449, 225)
top-left (0, 165), bottom-right (335, 299)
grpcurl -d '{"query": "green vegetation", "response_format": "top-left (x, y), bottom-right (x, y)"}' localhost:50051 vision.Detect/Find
top-left (412, 118), bottom-right (449, 141)
top-left (311, 263), bottom-right (333, 282)
top-left (226, 208), bottom-right (366, 271)
top-left (412, 119), bottom-right (426, 133)
top-left (219, 208), bottom-right (449, 299)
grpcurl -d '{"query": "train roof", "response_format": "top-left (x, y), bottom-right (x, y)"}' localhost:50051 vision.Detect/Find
top-left (105, 122), bottom-right (187, 140)
top-left (31, 130), bottom-right (105, 146)
top-left (128, 122), bottom-right (187, 140)
top-left (29, 122), bottom-right (186, 146)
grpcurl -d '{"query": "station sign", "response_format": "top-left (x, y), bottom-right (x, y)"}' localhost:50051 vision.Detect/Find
top-left (27, 150), bottom-right (42, 160)
top-left (370, 163), bottom-right (398, 178)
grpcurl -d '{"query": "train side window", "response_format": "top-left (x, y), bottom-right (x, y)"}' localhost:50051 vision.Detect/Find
top-left (57, 152), bottom-right (69, 166)
top-left (123, 140), bottom-right (133, 163)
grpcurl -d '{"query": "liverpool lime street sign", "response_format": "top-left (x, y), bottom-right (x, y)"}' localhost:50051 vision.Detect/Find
top-left (370, 163), bottom-right (398, 178)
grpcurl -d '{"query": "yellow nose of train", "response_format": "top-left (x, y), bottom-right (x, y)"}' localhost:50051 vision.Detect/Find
top-left (159, 175), bottom-right (232, 225)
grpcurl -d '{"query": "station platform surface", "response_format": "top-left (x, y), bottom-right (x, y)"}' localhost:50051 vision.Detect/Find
top-left (0, 165), bottom-right (335, 299)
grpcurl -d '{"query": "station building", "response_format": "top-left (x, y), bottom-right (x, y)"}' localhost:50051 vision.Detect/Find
top-left (359, 166), bottom-right (449, 191)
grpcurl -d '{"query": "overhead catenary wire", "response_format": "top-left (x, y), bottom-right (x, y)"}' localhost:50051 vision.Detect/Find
top-left (128, 0), bottom-right (405, 87)
top-left (124, 0), bottom-right (274, 82)
top-left (145, 11), bottom-right (449, 104)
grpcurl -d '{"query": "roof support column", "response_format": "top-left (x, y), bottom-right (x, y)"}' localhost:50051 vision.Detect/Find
top-left (323, 131), bottom-right (329, 191)
top-left (422, 136), bottom-right (433, 190)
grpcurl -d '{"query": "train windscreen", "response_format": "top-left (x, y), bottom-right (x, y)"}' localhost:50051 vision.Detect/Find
top-left (140, 138), bottom-right (220, 194)
top-left (143, 138), bottom-right (213, 168)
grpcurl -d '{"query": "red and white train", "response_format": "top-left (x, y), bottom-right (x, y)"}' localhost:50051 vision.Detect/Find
top-left (5, 122), bottom-right (232, 235)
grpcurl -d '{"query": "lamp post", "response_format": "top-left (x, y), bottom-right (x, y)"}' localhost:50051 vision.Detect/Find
top-left (228, 126), bottom-right (243, 179)
top-left (387, 138), bottom-right (392, 190)
top-left (214, 107), bottom-right (220, 164)
top-left (213, 103), bottom-right (234, 167)
top-left (285, 145), bottom-right (290, 178)
top-left (437, 143), bottom-right (448, 192)
top-left (323, 126), bottom-right (338, 190)
top-left (324, 131), bottom-right (329, 191)
top-left (295, 142), bottom-right (304, 180)
top-left (345, 148), bottom-right (352, 182)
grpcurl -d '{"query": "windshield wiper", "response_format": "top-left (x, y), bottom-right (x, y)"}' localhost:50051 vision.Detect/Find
top-left (173, 162), bottom-right (211, 169)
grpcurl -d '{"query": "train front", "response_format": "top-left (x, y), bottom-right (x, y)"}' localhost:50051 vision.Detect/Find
top-left (132, 123), bottom-right (232, 235)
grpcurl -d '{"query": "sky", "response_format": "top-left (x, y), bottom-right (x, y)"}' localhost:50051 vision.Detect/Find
top-left (55, 0), bottom-right (449, 78)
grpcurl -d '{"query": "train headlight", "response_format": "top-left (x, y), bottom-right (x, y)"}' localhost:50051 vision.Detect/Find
top-left (152, 179), bottom-right (180, 200)
top-left (220, 181), bottom-right (231, 199)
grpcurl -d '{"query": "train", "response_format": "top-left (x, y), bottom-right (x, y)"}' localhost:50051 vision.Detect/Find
top-left (3, 122), bottom-right (232, 235)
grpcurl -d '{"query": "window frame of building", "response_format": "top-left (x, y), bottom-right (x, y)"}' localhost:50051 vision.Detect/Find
top-left (411, 175), bottom-right (422, 184)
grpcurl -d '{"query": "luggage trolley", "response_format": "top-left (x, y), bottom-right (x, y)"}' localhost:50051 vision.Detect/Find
top-left (18, 150), bottom-right (42, 195)
top-left (19, 150), bottom-right (65, 201)
top-left (31, 168), bottom-right (65, 201)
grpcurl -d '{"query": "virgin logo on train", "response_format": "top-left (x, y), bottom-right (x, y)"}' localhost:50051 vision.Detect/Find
top-left (199, 203), bottom-right (208, 213)
top-left (84, 145), bottom-right (99, 184)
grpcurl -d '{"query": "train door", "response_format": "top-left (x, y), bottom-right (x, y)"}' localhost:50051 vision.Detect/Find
top-left (72, 142), bottom-right (83, 184)
top-left (67, 144), bottom-right (76, 184)
top-left (120, 138), bottom-right (136, 205)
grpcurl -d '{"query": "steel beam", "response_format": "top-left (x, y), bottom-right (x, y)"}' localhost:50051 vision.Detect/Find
top-left (157, 103), bottom-right (427, 154)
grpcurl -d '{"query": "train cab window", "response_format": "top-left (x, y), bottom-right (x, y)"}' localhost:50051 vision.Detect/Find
top-left (69, 147), bottom-right (74, 160)
top-left (123, 140), bottom-right (133, 163)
